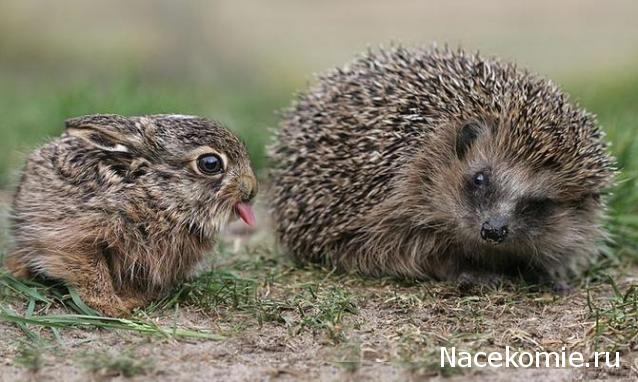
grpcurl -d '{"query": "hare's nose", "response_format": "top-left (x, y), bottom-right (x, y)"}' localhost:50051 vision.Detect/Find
top-left (239, 173), bottom-right (257, 202)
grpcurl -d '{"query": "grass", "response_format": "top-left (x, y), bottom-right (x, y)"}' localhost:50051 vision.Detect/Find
top-left (564, 72), bottom-right (638, 262)
top-left (0, 245), bottom-right (360, 347)
top-left (0, 269), bottom-right (223, 341)
top-left (587, 277), bottom-right (638, 353)
top-left (156, 251), bottom-right (360, 342)
top-left (81, 351), bottom-right (155, 379)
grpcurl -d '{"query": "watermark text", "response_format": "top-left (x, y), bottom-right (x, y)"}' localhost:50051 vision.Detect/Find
top-left (440, 347), bottom-right (620, 369)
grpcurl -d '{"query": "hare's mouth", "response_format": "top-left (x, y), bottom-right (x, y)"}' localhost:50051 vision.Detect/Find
top-left (234, 202), bottom-right (256, 227)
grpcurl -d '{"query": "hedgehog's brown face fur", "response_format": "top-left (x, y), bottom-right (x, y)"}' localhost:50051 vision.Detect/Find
top-left (416, 120), bottom-right (603, 258)
top-left (404, 115), bottom-right (611, 276)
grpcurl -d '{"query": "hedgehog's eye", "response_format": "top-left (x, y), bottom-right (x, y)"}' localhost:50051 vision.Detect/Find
top-left (517, 197), bottom-right (554, 215)
top-left (472, 172), bottom-right (489, 187)
top-left (197, 154), bottom-right (224, 175)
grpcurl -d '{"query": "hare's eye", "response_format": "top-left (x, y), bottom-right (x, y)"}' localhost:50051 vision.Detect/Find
top-left (197, 154), bottom-right (224, 175)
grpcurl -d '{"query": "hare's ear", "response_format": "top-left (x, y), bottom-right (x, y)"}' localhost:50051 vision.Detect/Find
top-left (65, 114), bottom-right (142, 153)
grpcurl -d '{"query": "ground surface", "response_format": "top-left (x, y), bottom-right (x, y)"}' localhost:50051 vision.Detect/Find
top-left (1, 194), bottom-right (638, 382)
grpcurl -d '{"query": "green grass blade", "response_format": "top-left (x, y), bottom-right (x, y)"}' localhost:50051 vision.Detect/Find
top-left (0, 310), bottom-right (224, 340)
top-left (66, 287), bottom-right (100, 317)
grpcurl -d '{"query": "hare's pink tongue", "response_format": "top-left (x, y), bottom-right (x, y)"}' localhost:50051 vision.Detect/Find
top-left (235, 202), bottom-right (256, 227)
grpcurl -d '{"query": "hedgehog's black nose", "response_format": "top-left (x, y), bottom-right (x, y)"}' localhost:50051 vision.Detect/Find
top-left (481, 217), bottom-right (508, 243)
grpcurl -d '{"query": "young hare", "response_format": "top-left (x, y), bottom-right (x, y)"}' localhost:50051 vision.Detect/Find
top-left (5, 114), bottom-right (257, 316)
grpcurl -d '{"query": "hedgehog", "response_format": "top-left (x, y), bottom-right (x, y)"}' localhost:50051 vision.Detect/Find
top-left (268, 46), bottom-right (616, 289)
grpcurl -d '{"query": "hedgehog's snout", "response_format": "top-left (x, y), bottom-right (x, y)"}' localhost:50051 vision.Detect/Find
top-left (480, 216), bottom-right (509, 244)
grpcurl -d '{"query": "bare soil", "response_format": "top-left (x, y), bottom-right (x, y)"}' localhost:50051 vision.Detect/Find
top-left (2, 276), bottom-right (638, 382)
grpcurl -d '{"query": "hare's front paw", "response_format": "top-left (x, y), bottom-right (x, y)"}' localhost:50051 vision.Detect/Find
top-left (84, 296), bottom-right (134, 318)
top-left (119, 295), bottom-right (149, 314)
top-left (3, 253), bottom-right (33, 279)
top-left (74, 288), bottom-right (145, 317)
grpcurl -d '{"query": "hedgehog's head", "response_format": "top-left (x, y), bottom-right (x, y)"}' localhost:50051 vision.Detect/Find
top-left (408, 115), bottom-right (615, 257)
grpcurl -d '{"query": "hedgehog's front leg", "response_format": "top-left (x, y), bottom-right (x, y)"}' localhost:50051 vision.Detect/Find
top-left (456, 271), bottom-right (505, 293)
top-left (534, 269), bottom-right (572, 294)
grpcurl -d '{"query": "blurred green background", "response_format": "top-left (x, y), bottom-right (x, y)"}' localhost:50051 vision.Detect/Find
top-left (0, 0), bottom-right (636, 205)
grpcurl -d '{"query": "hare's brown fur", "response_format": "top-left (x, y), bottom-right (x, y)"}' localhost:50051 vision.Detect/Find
top-left (6, 114), bottom-right (256, 316)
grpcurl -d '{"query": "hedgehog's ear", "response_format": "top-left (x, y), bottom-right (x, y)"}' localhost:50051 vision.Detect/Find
top-left (65, 114), bottom-right (142, 153)
top-left (455, 122), bottom-right (485, 159)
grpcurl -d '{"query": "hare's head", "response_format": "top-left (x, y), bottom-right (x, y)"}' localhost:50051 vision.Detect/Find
top-left (65, 114), bottom-right (257, 236)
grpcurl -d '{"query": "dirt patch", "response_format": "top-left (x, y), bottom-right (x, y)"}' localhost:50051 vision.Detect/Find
top-left (2, 270), bottom-right (638, 381)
